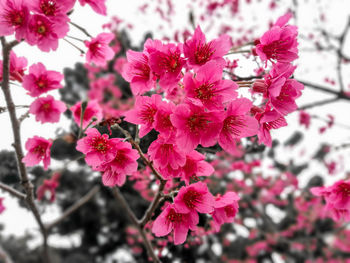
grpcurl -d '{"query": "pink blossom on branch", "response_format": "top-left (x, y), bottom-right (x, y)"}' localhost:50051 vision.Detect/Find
top-left (219, 98), bottom-right (259, 155)
top-left (0, 51), bottom-right (27, 82)
top-left (70, 100), bottom-right (103, 129)
top-left (148, 136), bottom-right (186, 170)
top-left (174, 181), bottom-right (215, 214)
top-left (211, 191), bottom-right (240, 232)
top-left (95, 139), bottom-right (139, 187)
top-left (183, 25), bottom-right (231, 69)
top-left (255, 13), bottom-right (298, 64)
top-left (22, 136), bottom-right (52, 170)
top-left (78, 0), bottom-right (107, 15)
top-left (23, 62), bottom-right (63, 97)
top-left (37, 172), bottom-right (61, 202)
top-left (29, 95), bottom-right (66, 123)
top-left (183, 60), bottom-right (238, 110)
top-left (76, 128), bottom-right (120, 169)
top-left (27, 14), bottom-right (67, 52)
top-left (124, 94), bottom-right (162, 138)
top-left (152, 203), bottom-right (198, 245)
top-left (148, 41), bottom-right (186, 91)
top-left (311, 180), bottom-right (350, 221)
top-left (0, 0), bottom-right (29, 41)
top-left (170, 101), bottom-right (224, 153)
top-left (122, 49), bottom-right (156, 95)
top-left (85, 33), bottom-right (115, 66)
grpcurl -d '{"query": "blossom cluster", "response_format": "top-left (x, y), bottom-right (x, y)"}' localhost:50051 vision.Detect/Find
top-left (0, 0), bottom-right (107, 52)
top-left (19, 11), bottom-right (305, 246)
top-left (311, 180), bottom-right (350, 221)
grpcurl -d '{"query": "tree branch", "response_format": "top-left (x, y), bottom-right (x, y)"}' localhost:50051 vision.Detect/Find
top-left (0, 37), bottom-right (51, 263)
top-left (45, 185), bottom-right (100, 231)
top-left (0, 182), bottom-right (26, 200)
top-left (111, 187), bottom-right (161, 263)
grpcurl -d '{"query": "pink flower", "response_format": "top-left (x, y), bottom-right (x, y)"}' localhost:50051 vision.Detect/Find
top-left (37, 172), bottom-right (60, 202)
top-left (253, 63), bottom-right (303, 116)
top-left (183, 61), bottom-right (238, 110)
top-left (148, 41), bottom-right (186, 91)
top-left (211, 191), bottom-right (240, 232)
top-left (174, 181), bottom-right (215, 214)
top-left (78, 0), bottom-right (107, 15)
top-left (299, 110), bottom-right (311, 129)
top-left (29, 0), bottom-right (73, 34)
top-left (152, 203), bottom-right (198, 245)
top-left (170, 101), bottom-right (223, 153)
top-left (85, 33), bottom-right (114, 66)
top-left (311, 180), bottom-right (350, 221)
top-left (0, 0), bottom-right (29, 41)
top-left (95, 140), bottom-right (139, 187)
top-left (219, 98), bottom-right (259, 154)
top-left (122, 49), bottom-right (156, 95)
top-left (23, 62), bottom-right (63, 97)
top-left (124, 94), bottom-right (162, 138)
top-left (184, 26), bottom-right (231, 69)
top-left (0, 51), bottom-right (27, 82)
top-left (256, 107), bottom-right (287, 147)
top-left (76, 128), bottom-right (120, 169)
top-left (255, 13), bottom-right (298, 63)
top-left (0, 198), bottom-right (5, 214)
top-left (22, 136), bottom-right (52, 170)
top-left (27, 14), bottom-right (66, 52)
top-left (148, 136), bottom-right (186, 170)
top-left (70, 100), bottom-right (103, 129)
top-left (162, 150), bottom-right (214, 184)
top-left (29, 95), bottom-right (66, 123)
top-left (153, 100), bottom-right (176, 139)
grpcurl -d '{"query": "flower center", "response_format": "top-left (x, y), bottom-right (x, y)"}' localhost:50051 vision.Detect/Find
top-left (195, 42), bottom-right (214, 65)
top-left (195, 83), bottom-right (215, 101)
top-left (91, 136), bottom-right (109, 153)
top-left (167, 208), bottom-right (183, 223)
top-left (224, 205), bottom-right (236, 217)
top-left (34, 145), bottom-right (46, 157)
top-left (183, 189), bottom-right (201, 208)
top-left (187, 113), bottom-right (209, 133)
top-left (140, 104), bottom-right (157, 124)
top-left (40, 0), bottom-right (57, 16)
top-left (223, 115), bottom-right (245, 136)
top-left (338, 183), bottom-right (350, 197)
top-left (7, 10), bottom-right (24, 26)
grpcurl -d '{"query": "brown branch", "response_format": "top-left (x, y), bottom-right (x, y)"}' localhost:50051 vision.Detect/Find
top-left (45, 185), bottom-right (100, 231)
top-left (297, 80), bottom-right (350, 100)
top-left (0, 182), bottom-right (26, 200)
top-left (69, 21), bottom-right (92, 37)
top-left (139, 180), bottom-right (167, 229)
top-left (111, 187), bottom-right (161, 263)
top-left (336, 16), bottom-right (350, 93)
top-left (0, 37), bottom-right (51, 263)
top-left (298, 97), bottom-right (339, 110)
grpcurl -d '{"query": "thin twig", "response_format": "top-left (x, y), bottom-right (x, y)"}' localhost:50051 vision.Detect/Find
top-left (46, 185), bottom-right (100, 231)
top-left (297, 80), bottom-right (350, 100)
top-left (111, 187), bottom-right (161, 263)
top-left (139, 180), bottom-right (167, 229)
top-left (69, 21), bottom-right (92, 37)
top-left (0, 182), bottom-right (26, 199)
top-left (298, 97), bottom-right (339, 110)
